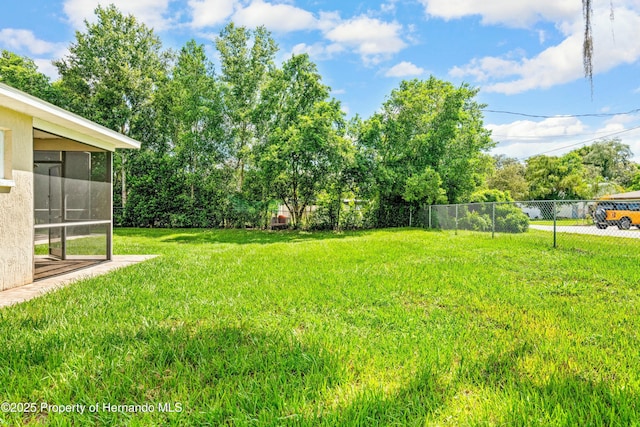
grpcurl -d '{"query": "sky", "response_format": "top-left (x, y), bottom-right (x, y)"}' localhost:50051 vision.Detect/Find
top-left (2, 0), bottom-right (640, 162)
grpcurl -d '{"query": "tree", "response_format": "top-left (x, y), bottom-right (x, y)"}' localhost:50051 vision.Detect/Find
top-left (361, 77), bottom-right (493, 226)
top-left (486, 155), bottom-right (528, 200)
top-left (54, 4), bottom-right (167, 208)
top-left (526, 152), bottom-right (589, 200)
top-left (216, 23), bottom-right (277, 193)
top-left (402, 166), bottom-right (447, 206)
top-left (256, 54), bottom-right (348, 228)
top-left (161, 40), bottom-right (224, 201)
top-left (309, 115), bottom-right (378, 230)
top-left (460, 189), bottom-right (529, 233)
top-left (576, 138), bottom-right (635, 187)
top-left (0, 50), bottom-right (57, 102)
top-left (628, 166), bottom-right (640, 191)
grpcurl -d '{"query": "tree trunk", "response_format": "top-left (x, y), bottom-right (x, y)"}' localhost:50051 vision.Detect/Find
top-left (235, 158), bottom-right (244, 192)
top-left (191, 157), bottom-right (196, 200)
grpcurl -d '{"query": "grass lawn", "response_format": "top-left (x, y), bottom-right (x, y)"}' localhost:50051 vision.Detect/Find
top-left (1, 228), bottom-right (639, 426)
top-left (35, 234), bottom-right (108, 257)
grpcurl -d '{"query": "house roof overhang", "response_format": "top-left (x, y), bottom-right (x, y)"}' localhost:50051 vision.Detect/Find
top-left (601, 190), bottom-right (640, 200)
top-left (0, 82), bottom-right (141, 151)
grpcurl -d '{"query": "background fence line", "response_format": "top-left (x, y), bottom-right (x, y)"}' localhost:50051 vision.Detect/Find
top-left (115, 199), bottom-right (640, 248)
top-left (421, 199), bottom-right (640, 248)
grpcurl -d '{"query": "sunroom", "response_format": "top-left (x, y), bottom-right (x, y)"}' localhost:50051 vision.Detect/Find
top-left (0, 83), bottom-right (140, 290)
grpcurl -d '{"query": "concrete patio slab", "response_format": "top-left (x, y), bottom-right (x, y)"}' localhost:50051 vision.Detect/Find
top-left (0, 255), bottom-right (158, 308)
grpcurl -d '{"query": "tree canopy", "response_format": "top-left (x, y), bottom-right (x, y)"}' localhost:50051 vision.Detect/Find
top-left (2, 4), bottom-right (638, 230)
top-left (0, 50), bottom-right (57, 102)
top-left (359, 77), bottom-right (493, 226)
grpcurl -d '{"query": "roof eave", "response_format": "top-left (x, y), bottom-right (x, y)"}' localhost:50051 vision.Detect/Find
top-left (0, 83), bottom-right (141, 151)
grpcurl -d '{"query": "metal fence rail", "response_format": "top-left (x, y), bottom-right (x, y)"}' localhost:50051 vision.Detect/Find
top-left (422, 199), bottom-right (640, 247)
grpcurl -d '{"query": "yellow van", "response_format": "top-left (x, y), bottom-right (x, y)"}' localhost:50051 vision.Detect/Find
top-left (592, 201), bottom-right (640, 230)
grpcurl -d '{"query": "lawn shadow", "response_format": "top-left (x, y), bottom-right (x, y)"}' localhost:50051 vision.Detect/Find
top-left (15, 324), bottom-right (343, 425)
top-left (502, 373), bottom-right (640, 426)
top-left (309, 365), bottom-right (450, 426)
top-left (117, 227), bottom-right (368, 246)
top-left (302, 340), bottom-right (639, 425)
top-left (461, 342), bottom-right (640, 425)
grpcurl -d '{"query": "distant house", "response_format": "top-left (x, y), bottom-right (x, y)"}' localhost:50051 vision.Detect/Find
top-left (0, 83), bottom-right (140, 291)
top-left (601, 190), bottom-right (640, 200)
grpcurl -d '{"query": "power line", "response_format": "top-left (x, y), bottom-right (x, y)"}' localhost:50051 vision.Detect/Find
top-left (484, 108), bottom-right (640, 119)
top-left (515, 125), bottom-right (640, 161)
top-left (491, 129), bottom-right (621, 140)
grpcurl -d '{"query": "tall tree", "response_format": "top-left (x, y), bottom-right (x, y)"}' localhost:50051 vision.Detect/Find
top-left (215, 23), bottom-right (277, 193)
top-left (628, 165), bottom-right (640, 191)
top-left (526, 152), bottom-right (590, 200)
top-left (486, 155), bottom-right (528, 200)
top-left (577, 138), bottom-right (635, 187)
top-left (162, 40), bottom-right (224, 200)
top-left (54, 4), bottom-right (166, 208)
top-left (0, 50), bottom-right (57, 102)
top-left (361, 77), bottom-right (493, 225)
top-left (256, 54), bottom-right (348, 228)
top-left (402, 166), bottom-right (447, 206)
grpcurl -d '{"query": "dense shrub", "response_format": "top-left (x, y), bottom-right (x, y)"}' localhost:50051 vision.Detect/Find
top-left (429, 189), bottom-right (529, 233)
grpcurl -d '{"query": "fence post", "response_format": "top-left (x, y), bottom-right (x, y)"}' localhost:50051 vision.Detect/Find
top-left (428, 205), bottom-right (432, 229)
top-left (455, 204), bottom-right (458, 235)
top-left (409, 206), bottom-right (412, 227)
top-left (492, 202), bottom-right (496, 239)
top-left (553, 200), bottom-right (557, 248)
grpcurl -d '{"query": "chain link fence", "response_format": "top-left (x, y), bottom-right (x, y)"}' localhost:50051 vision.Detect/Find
top-left (114, 199), bottom-right (640, 248)
top-left (422, 199), bottom-right (640, 247)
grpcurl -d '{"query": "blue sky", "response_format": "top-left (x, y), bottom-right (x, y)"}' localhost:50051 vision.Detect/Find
top-left (2, 0), bottom-right (640, 161)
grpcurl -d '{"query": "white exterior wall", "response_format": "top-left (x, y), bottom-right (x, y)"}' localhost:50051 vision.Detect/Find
top-left (0, 107), bottom-right (33, 290)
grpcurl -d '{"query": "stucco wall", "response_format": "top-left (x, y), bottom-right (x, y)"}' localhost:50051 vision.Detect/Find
top-left (0, 106), bottom-right (34, 291)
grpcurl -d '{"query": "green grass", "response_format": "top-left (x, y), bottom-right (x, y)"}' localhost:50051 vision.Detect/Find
top-left (35, 234), bottom-right (107, 256)
top-left (1, 228), bottom-right (639, 426)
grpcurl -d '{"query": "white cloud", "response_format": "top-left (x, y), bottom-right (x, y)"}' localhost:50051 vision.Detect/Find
top-left (232, 0), bottom-right (317, 32)
top-left (604, 113), bottom-right (640, 127)
top-left (537, 30), bottom-right (546, 44)
top-left (189, 0), bottom-right (237, 28)
top-left (488, 115), bottom-right (640, 162)
top-left (0, 29), bottom-right (67, 79)
top-left (449, 6), bottom-right (640, 94)
top-left (187, 3), bottom-right (406, 66)
top-left (488, 116), bottom-right (585, 158)
top-left (60, 1), bottom-right (409, 68)
top-left (598, 114), bottom-right (640, 162)
top-left (324, 16), bottom-right (406, 64)
top-left (381, 0), bottom-right (399, 14)
top-left (488, 117), bottom-right (587, 141)
top-left (33, 59), bottom-right (61, 80)
top-left (385, 61), bottom-right (425, 77)
top-left (317, 11), bottom-right (342, 32)
top-left (63, 0), bottom-right (173, 31)
top-left (291, 42), bottom-right (345, 60)
top-left (419, 0), bottom-right (580, 28)
top-left (0, 29), bottom-right (63, 56)
top-left (492, 131), bottom-right (640, 162)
